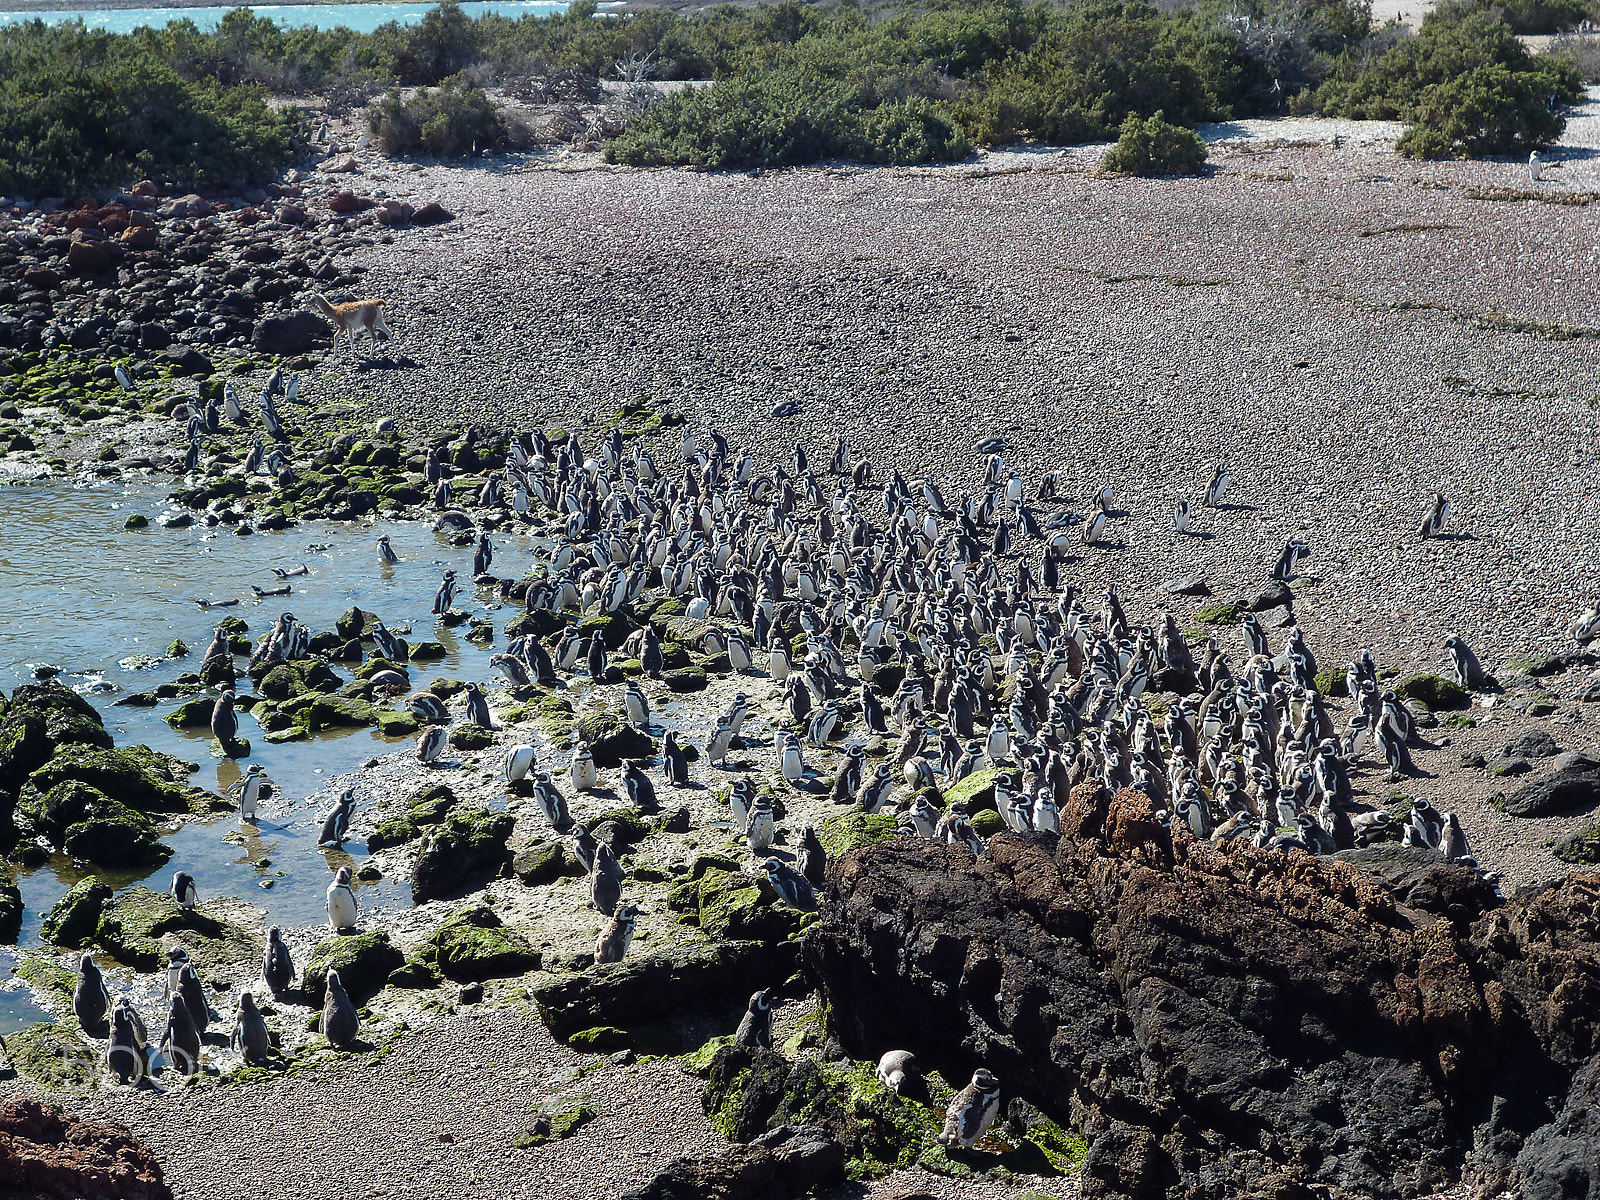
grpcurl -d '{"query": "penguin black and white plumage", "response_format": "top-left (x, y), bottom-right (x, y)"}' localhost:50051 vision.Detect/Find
top-left (940, 1068), bottom-right (1002, 1149)
top-left (1203, 459), bottom-right (1229, 507)
top-left (624, 680), bottom-right (650, 729)
top-left (877, 1049), bottom-right (918, 1094)
top-left (623, 760), bottom-right (659, 813)
top-left (504, 743), bottom-right (537, 784)
top-left (762, 858), bottom-right (816, 910)
top-left (327, 865), bottom-right (359, 931)
top-left (590, 844), bottom-right (624, 916)
top-left (263, 926), bottom-right (294, 995)
top-left (163, 946), bottom-right (190, 1001)
top-left (322, 968), bottom-right (359, 1048)
top-left (1568, 600), bottom-right (1600, 645)
top-left (433, 569), bottom-right (458, 615)
top-left (1271, 538), bottom-right (1310, 581)
top-left (745, 793), bottom-right (776, 854)
top-left (732, 988), bottom-right (774, 1050)
top-left (856, 764), bottom-right (895, 814)
top-left (829, 743), bottom-right (865, 805)
top-left (1418, 492), bottom-right (1449, 539)
top-left (416, 724), bottom-right (449, 766)
top-left (210, 689), bottom-right (239, 746)
top-left (232, 991), bottom-right (271, 1064)
top-left (595, 903), bottom-right (638, 963)
top-left (107, 1000), bottom-right (147, 1084)
top-left (797, 824), bottom-right (827, 887)
top-left (408, 691), bottom-right (451, 724)
top-left (463, 682), bottom-right (492, 728)
top-left (1441, 811), bottom-right (1471, 861)
top-left (317, 788), bottom-right (355, 847)
top-left (570, 743), bottom-right (600, 791)
top-left (1173, 498), bottom-right (1194, 534)
top-left (586, 630), bottom-right (608, 679)
top-left (73, 953), bottom-right (110, 1032)
top-left (532, 772), bottom-right (572, 832)
top-left (661, 731), bottom-right (689, 787)
top-left (160, 994), bottom-right (201, 1077)
top-left (178, 962), bottom-right (210, 1035)
top-left (1444, 635), bottom-right (1486, 689)
top-left (232, 763), bottom-right (265, 823)
top-left (377, 533), bottom-right (400, 564)
top-left (172, 871), bottom-right (198, 911)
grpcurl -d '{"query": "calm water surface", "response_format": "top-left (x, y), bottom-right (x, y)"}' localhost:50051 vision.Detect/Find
top-left (0, 0), bottom-right (567, 33)
top-left (0, 475), bottom-right (550, 1030)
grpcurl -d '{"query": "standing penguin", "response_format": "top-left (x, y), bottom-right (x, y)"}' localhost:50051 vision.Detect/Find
top-left (317, 788), bottom-right (356, 847)
top-left (107, 1000), bottom-right (147, 1085)
top-left (416, 724), bottom-right (449, 765)
top-left (73, 953), bottom-right (110, 1032)
top-left (232, 991), bottom-right (271, 1064)
top-left (595, 903), bottom-right (638, 964)
top-left (171, 871), bottom-right (198, 911)
top-left (327, 866), bottom-right (359, 931)
top-left (1418, 492), bottom-right (1450, 539)
top-left (178, 963), bottom-right (210, 1035)
top-left (570, 743), bottom-right (600, 791)
top-left (590, 844), bottom-right (623, 917)
top-left (210, 689), bottom-right (239, 746)
top-left (159, 994), bottom-right (202, 1077)
top-left (1444, 635), bottom-right (1487, 689)
top-left (622, 760), bottom-right (658, 813)
top-left (623, 680), bottom-right (651, 729)
top-left (732, 988), bottom-right (774, 1050)
top-left (504, 743), bottom-right (537, 784)
top-left (263, 926), bottom-right (294, 995)
top-left (797, 825), bottom-right (827, 888)
top-left (661, 730), bottom-right (689, 787)
top-left (940, 1068), bottom-right (1003, 1149)
top-left (745, 792), bottom-right (775, 854)
top-left (1203, 459), bottom-right (1229, 507)
top-left (321, 969), bottom-right (359, 1047)
top-left (231, 763), bottom-right (265, 823)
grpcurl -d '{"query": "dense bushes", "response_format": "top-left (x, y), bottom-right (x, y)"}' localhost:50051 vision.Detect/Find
top-left (368, 75), bottom-right (514, 156)
top-left (0, 21), bottom-right (293, 197)
top-left (1101, 109), bottom-right (1209, 173)
top-left (1316, 3), bottom-right (1581, 156)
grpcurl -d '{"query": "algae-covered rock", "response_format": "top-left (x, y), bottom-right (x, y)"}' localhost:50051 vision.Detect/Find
top-left (94, 886), bottom-right (258, 972)
top-left (366, 816), bottom-right (420, 851)
top-left (575, 710), bottom-right (655, 767)
top-left (677, 868), bottom-right (812, 945)
top-left (336, 606), bottom-right (372, 639)
top-left (1553, 825), bottom-right (1600, 866)
top-left (970, 807), bottom-right (1005, 837)
top-left (41, 877), bottom-right (113, 948)
top-left (407, 783), bottom-right (458, 825)
top-left (1194, 602), bottom-right (1242, 625)
top-left (304, 929), bottom-right (405, 1005)
top-left (818, 811), bottom-right (897, 858)
top-left (277, 693), bottom-right (378, 733)
top-left (411, 808), bottom-right (515, 904)
top-left (375, 709), bottom-right (419, 737)
top-left (662, 666), bottom-right (708, 694)
top-left (449, 725), bottom-right (493, 751)
top-left (1396, 674), bottom-right (1469, 711)
top-left (588, 807), bottom-right (652, 847)
top-left (0, 681), bottom-right (113, 790)
top-left (512, 839), bottom-right (576, 886)
top-left (164, 696), bottom-right (214, 728)
top-left (511, 1104), bottom-right (597, 1147)
top-left (21, 779), bottom-right (168, 866)
top-left (257, 664), bottom-right (307, 702)
top-left (19, 745), bottom-right (210, 829)
top-left (943, 767), bottom-right (1004, 812)
top-left (1314, 668), bottom-right (1349, 698)
top-left (425, 905), bottom-right (541, 982)
top-left (409, 641), bottom-right (447, 661)
top-left (6, 1022), bottom-right (98, 1090)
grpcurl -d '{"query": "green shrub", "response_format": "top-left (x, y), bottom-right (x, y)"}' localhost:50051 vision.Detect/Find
top-left (1317, 3), bottom-right (1580, 155)
top-left (368, 74), bottom-right (510, 157)
top-left (1465, 0), bottom-right (1594, 34)
top-left (1100, 108), bottom-right (1210, 174)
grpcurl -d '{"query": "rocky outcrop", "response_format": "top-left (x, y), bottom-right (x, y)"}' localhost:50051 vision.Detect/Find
top-left (617, 1125), bottom-right (845, 1200)
top-left (0, 1098), bottom-right (172, 1200)
top-left (1496, 754), bottom-right (1600, 817)
top-left (802, 783), bottom-right (1600, 1200)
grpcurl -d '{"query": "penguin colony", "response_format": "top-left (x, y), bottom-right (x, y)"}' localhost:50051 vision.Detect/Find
top-left (77, 410), bottom-right (1568, 1100)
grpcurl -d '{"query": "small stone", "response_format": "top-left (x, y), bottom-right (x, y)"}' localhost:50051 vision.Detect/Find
top-left (458, 983), bottom-right (483, 1005)
top-left (1161, 576), bottom-right (1210, 597)
top-left (1504, 730), bottom-right (1560, 760)
top-left (1489, 757), bottom-right (1532, 777)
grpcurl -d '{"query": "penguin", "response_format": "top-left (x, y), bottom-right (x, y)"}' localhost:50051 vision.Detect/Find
top-left (533, 772), bottom-right (572, 832)
top-left (408, 692), bottom-right (451, 724)
top-left (595, 903), bottom-right (638, 963)
top-left (876, 1049), bottom-right (918, 1094)
top-left (661, 730), bottom-right (689, 786)
top-left (178, 962), bottom-right (210, 1035)
top-left (732, 988), bottom-right (774, 1050)
top-left (727, 779), bottom-right (755, 830)
top-left (172, 871), bottom-right (198, 911)
top-left (504, 743), bottom-right (538, 784)
top-left (586, 630), bottom-right (608, 679)
top-left (1203, 459), bottom-right (1229, 507)
top-left (232, 991), bottom-right (271, 1064)
top-left (1271, 538), bottom-right (1310, 581)
top-left (1568, 599), bottom-right (1600, 644)
top-left (623, 760), bottom-right (658, 813)
top-left (416, 724), bottom-right (449, 765)
top-left (624, 680), bottom-right (650, 729)
top-left (317, 788), bottom-right (355, 847)
top-left (107, 1000), bottom-right (147, 1085)
top-left (1418, 492), bottom-right (1449, 539)
top-left (829, 743), bottom-right (865, 805)
top-left (1081, 509), bottom-right (1106, 546)
top-left (1529, 149), bottom-right (1543, 181)
top-left (232, 763), bottom-right (265, 823)
top-left (1173, 498), bottom-right (1193, 534)
top-left (433, 569), bottom-right (458, 615)
top-left (762, 858), bottom-right (816, 910)
top-left (1441, 811), bottom-right (1472, 861)
top-left (1444, 635), bottom-right (1486, 689)
top-left (210, 689), bottom-right (239, 746)
top-left (780, 734), bottom-right (806, 784)
top-left (857, 764), bottom-right (895, 814)
top-left (746, 792), bottom-right (776, 854)
top-left (797, 824), bottom-right (827, 888)
top-left (462, 682), bottom-right (492, 727)
top-left (321, 969), bottom-right (359, 1048)
top-left (570, 743), bottom-right (600, 791)
top-left (377, 534), bottom-right (399, 564)
top-left (263, 926), bottom-right (294, 995)
top-left (327, 865), bottom-right (359, 931)
top-left (705, 716), bottom-right (735, 768)
top-left (939, 1068), bottom-right (1002, 1149)
top-left (590, 844), bottom-right (623, 916)
top-left (159, 994), bottom-right (202, 1077)
top-left (73, 953), bottom-right (110, 1032)
top-left (163, 945), bottom-right (191, 1001)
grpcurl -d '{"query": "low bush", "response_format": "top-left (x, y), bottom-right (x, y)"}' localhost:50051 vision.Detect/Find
top-left (368, 74), bottom-right (512, 157)
top-left (1101, 108), bottom-right (1210, 173)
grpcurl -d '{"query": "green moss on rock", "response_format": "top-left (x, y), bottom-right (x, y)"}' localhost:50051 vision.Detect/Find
top-left (7, 1022), bottom-right (98, 1090)
top-left (1194, 602), bottom-right (1242, 625)
top-left (1396, 674), bottom-right (1469, 710)
top-left (424, 905), bottom-right (541, 982)
top-left (95, 886), bottom-right (258, 972)
top-left (41, 878), bottom-right (112, 948)
top-left (944, 767), bottom-right (1004, 812)
top-left (819, 811), bottom-right (898, 857)
top-left (304, 929), bottom-right (405, 1005)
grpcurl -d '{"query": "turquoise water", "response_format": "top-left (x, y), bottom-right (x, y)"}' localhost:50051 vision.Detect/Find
top-left (0, 0), bottom-right (567, 33)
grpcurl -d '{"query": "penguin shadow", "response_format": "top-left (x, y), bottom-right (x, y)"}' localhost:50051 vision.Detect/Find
top-left (1213, 501), bottom-right (1259, 512)
top-left (1177, 529), bottom-right (1215, 541)
top-left (352, 354), bottom-right (417, 372)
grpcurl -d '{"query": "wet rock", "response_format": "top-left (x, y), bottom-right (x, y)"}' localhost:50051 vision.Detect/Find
top-left (407, 783), bottom-right (458, 826)
top-left (40, 877), bottom-right (113, 947)
top-left (576, 710), bottom-right (655, 767)
top-left (513, 839), bottom-right (579, 886)
top-left (164, 696), bottom-right (213, 727)
top-left (619, 1120), bottom-right (845, 1200)
top-left (533, 940), bottom-right (799, 1042)
top-left (668, 868), bottom-right (811, 944)
top-left (304, 929), bottom-right (405, 1005)
top-left (1504, 730), bottom-right (1560, 760)
top-left (410, 808), bottom-right (515, 904)
top-left (16, 746), bottom-right (216, 858)
top-left (336, 606), bottom-right (371, 639)
top-left (253, 310), bottom-right (331, 355)
top-left (0, 681), bottom-right (114, 791)
top-left (366, 816), bottom-right (420, 851)
top-left (803, 784), bottom-right (1600, 1200)
top-left (423, 905), bottom-right (541, 982)
top-left (1499, 756), bottom-right (1600, 818)
top-left (662, 666), bottom-right (708, 693)
top-left (94, 886), bottom-right (257, 972)
top-left (448, 725), bottom-right (493, 751)
top-left (0, 1097), bottom-right (172, 1196)
top-left (0, 877), bottom-right (20, 944)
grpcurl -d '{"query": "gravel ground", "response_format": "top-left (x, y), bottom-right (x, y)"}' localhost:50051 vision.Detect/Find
top-left (23, 104), bottom-right (1600, 1200)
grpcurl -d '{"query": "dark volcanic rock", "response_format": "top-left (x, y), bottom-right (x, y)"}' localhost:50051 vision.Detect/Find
top-left (1499, 757), bottom-right (1600, 817)
top-left (802, 783), bottom-right (1600, 1200)
top-left (0, 1097), bottom-right (172, 1199)
top-left (410, 808), bottom-right (515, 904)
top-left (253, 310), bottom-right (332, 355)
top-left (617, 1124), bottom-right (844, 1200)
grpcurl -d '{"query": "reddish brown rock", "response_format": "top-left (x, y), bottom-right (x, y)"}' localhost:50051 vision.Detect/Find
top-left (327, 191), bottom-right (375, 214)
top-left (0, 1097), bottom-right (172, 1200)
top-left (412, 201), bottom-right (454, 225)
top-left (120, 226), bottom-right (158, 251)
top-left (804, 786), bottom-right (1600, 1200)
top-left (66, 238), bottom-right (111, 275)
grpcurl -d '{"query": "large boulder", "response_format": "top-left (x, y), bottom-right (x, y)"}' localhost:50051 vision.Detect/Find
top-left (0, 1098), bottom-right (171, 1198)
top-left (618, 1125), bottom-right (845, 1200)
top-left (1498, 756), bottom-right (1600, 818)
top-left (423, 905), bottom-right (540, 981)
top-left (252, 310), bottom-right (332, 355)
top-left (0, 682), bottom-right (113, 791)
top-left (303, 929), bottom-right (405, 1004)
top-left (410, 808), bottom-right (515, 903)
top-left (802, 783), bottom-right (1600, 1200)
